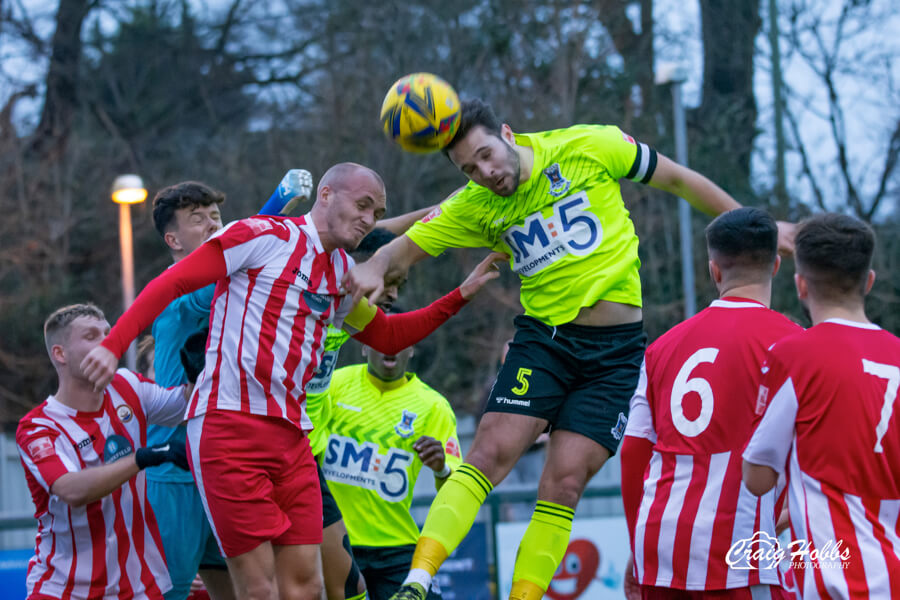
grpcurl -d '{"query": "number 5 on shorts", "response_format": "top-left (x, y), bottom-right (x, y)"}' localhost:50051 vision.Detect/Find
top-left (512, 368), bottom-right (532, 396)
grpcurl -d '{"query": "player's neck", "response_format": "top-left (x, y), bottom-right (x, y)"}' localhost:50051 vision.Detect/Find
top-left (718, 283), bottom-right (771, 307)
top-left (807, 301), bottom-right (870, 327)
top-left (55, 374), bottom-right (105, 413)
top-left (516, 144), bottom-right (534, 183)
top-left (366, 370), bottom-right (408, 391)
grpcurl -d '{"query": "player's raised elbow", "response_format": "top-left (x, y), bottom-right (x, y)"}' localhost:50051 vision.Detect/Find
top-left (742, 460), bottom-right (777, 496)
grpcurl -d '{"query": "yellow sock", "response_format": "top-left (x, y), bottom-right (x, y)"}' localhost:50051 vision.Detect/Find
top-left (509, 578), bottom-right (546, 600)
top-left (345, 593), bottom-right (367, 600)
top-left (510, 501), bottom-right (574, 595)
top-left (413, 463), bottom-right (493, 576)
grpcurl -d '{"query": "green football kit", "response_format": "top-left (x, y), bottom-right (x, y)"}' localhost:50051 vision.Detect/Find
top-left (395, 125), bottom-right (657, 600)
top-left (407, 124), bottom-right (655, 327)
top-left (406, 124), bottom-right (653, 452)
top-left (323, 364), bottom-right (461, 600)
top-left (322, 364), bottom-right (462, 547)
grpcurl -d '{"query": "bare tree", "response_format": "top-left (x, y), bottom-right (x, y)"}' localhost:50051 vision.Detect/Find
top-left (780, 0), bottom-right (900, 220)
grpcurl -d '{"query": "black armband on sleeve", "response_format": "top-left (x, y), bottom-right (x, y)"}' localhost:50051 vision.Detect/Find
top-left (625, 142), bottom-right (658, 184)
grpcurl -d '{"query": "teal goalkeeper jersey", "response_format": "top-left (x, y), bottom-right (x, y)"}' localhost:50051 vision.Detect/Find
top-left (321, 365), bottom-right (462, 547)
top-left (407, 125), bottom-right (654, 326)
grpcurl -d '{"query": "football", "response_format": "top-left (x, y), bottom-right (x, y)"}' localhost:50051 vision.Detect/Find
top-left (380, 73), bottom-right (461, 153)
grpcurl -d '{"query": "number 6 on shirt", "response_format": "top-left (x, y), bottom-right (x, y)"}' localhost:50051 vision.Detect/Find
top-left (670, 347), bottom-right (719, 437)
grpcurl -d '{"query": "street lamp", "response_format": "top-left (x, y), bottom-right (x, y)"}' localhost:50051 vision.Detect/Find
top-left (656, 63), bottom-right (696, 318)
top-left (111, 174), bottom-right (147, 371)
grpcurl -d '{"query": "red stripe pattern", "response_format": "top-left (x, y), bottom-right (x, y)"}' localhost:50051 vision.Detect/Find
top-left (187, 214), bottom-right (354, 430)
top-left (626, 299), bottom-right (801, 590)
top-left (16, 370), bottom-right (186, 599)
top-left (745, 320), bottom-right (900, 599)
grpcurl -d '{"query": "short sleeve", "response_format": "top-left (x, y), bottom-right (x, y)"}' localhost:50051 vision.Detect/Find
top-left (17, 421), bottom-right (77, 491)
top-left (579, 124), bottom-right (656, 184)
top-left (117, 370), bottom-right (188, 428)
top-left (743, 353), bottom-right (798, 473)
top-left (427, 396), bottom-right (463, 470)
top-left (406, 190), bottom-right (492, 256)
top-left (624, 360), bottom-right (657, 442)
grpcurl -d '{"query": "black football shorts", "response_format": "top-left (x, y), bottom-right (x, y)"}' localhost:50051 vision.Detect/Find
top-left (485, 315), bottom-right (646, 454)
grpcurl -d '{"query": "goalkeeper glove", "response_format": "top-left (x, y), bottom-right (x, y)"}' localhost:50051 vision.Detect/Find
top-left (135, 442), bottom-right (189, 471)
top-left (179, 328), bottom-right (209, 384)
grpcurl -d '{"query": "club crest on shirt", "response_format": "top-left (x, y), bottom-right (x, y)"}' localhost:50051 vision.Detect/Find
top-left (103, 434), bottom-right (134, 464)
top-left (116, 404), bottom-right (134, 423)
top-left (542, 163), bottom-right (570, 197)
top-left (394, 409), bottom-right (417, 438)
top-left (611, 412), bottom-right (628, 441)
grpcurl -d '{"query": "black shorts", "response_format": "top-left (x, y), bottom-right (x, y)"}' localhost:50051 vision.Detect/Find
top-left (319, 464), bottom-right (344, 528)
top-left (352, 545), bottom-right (443, 600)
top-left (485, 315), bottom-right (646, 454)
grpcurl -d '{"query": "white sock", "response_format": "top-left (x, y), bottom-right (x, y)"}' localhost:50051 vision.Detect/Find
top-left (402, 568), bottom-right (433, 591)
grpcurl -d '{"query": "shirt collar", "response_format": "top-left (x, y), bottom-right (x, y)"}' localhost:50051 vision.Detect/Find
top-left (709, 297), bottom-right (766, 309)
top-left (299, 212), bottom-right (325, 254)
top-left (821, 318), bottom-right (881, 330)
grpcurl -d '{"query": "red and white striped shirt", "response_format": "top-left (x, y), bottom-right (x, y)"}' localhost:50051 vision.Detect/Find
top-left (16, 370), bottom-right (186, 600)
top-left (625, 298), bottom-right (801, 590)
top-left (187, 214), bottom-right (354, 430)
top-left (744, 319), bottom-right (900, 599)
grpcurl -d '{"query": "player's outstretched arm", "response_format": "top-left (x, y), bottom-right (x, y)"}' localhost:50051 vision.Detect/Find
top-left (342, 235), bottom-right (431, 307)
top-left (648, 154), bottom-right (741, 216)
top-left (81, 242), bottom-right (228, 391)
top-left (377, 205), bottom-right (436, 236)
top-left (376, 185), bottom-right (466, 235)
top-left (648, 154), bottom-right (796, 255)
top-left (346, 252), bottom-right (508, 355)
top-left (50, 443), bottom-right (187, 507)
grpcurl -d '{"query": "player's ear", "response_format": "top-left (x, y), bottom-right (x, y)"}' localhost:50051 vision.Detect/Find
top-left (50, 344), bottom-right (66, 365)
top-left (164, 231), bottom-right (182, 253)
top-left (864, 269), bottom-right (876, 295)
top-left (501, 123), bottom-right (515, 144)
top-left (315, 185), bottom-right (331, 212)
top-left (708, 260), bottom-right (722, 285)
top-left (794, 272), bottom-right (808, 301)
top-left (771, 255), bottom-right (782, 277)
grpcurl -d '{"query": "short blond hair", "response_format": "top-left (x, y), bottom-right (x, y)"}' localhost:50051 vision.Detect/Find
top-left (43, 303), bottom-right (106, 357)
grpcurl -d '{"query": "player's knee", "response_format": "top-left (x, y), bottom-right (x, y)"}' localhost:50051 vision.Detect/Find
top-left (465, 444), bottom-right (514, 484)
top-left (282, 577), bottom-right (323, 600)
top-left (538, 471), bottom-right (586, 507)
top-left (239, 577), bottom-right (278, 600)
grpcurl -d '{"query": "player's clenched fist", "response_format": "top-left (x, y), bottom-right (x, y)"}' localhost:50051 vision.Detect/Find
top-left (81, 346), bottom-right (119, 392)
top-left (342, 252), bottom-right (390, 307)
top-left (413, 436), bottom-right (446, 473)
